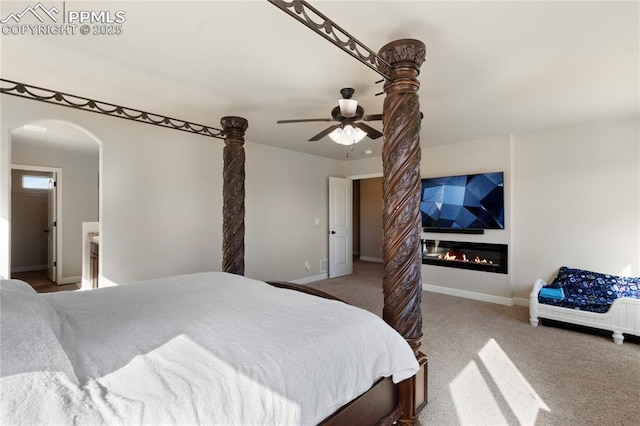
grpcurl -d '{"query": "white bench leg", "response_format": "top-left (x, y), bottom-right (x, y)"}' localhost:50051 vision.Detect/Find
top-left (612, 331), bottom-right (624, 344)
top-left (530, 317), bottom-right (539, 327)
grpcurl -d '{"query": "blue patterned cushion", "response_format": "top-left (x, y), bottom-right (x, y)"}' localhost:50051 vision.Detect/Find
top-left (539, 266), bottom-right (640, 313)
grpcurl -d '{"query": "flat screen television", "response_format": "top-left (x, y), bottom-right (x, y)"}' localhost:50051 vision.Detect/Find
top-left (420, 171), bottom-right (504, 230)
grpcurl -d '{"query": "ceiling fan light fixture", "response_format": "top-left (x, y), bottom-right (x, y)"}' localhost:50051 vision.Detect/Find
top-left (338, 99), bottom-right (358, 117)
top-left (277, 87), bottom-right (382, 144)
top-left (328, 127), bottom-right (345, 144)
top-left (343, 124), bottom-right (356, 138)
top-left (329, 124), bottom-right (367, 146)
top-left (353, 126), bottom-right (367, 143)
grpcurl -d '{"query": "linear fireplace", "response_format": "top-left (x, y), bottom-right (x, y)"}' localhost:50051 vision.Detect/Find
top-left (421, 239), bottom-right (508, 274)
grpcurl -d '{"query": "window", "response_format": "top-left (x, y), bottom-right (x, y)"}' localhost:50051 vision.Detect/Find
top-left (22, 175), bottom-right (51, 190)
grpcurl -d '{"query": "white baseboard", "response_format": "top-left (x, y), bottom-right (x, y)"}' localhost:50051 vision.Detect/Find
top-left (11, 265), bottom-right (47, 273)
top-left (58, 276), bottom-right (81, 285)
top-left (512, 297), bottom-right (530, 307)
top-left (423, 283), bottom-right (515, 306)
top-left (291, 273), bottom-right (328, 285)
top-left (359, 256), bottom-right (383, 263)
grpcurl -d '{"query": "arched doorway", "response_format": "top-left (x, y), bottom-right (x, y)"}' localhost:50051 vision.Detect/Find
top-left (8, 119), bottom-right (101, 291)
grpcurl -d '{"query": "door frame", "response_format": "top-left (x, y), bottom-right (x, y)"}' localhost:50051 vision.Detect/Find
top-left (46, 173), bottom-right (57, 282)
top-left (347, 172), bottom-right (384, 268)
top-left (10, 164), bottom-right (63, 284)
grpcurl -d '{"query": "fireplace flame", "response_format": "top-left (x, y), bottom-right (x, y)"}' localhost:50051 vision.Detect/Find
top-left (438, 251), bottom-right (493, 265)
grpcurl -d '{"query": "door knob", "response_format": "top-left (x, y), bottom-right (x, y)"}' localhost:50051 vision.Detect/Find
top-left (330, 230), bottom-right (336, 234)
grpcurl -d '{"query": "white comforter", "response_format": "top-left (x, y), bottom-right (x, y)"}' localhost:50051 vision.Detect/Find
top-left (1, 272), bottom-right (419, 425)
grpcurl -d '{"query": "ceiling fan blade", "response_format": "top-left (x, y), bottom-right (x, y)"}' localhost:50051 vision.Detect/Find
top-left (356, 122), bottom-right (383, 140)
top-left (277, 118), bottom-right (334, 124)
top-left (362, 114), bottom-right (382, 121)
top-left (361, 112), bottom-right (424, 122)
top-left (309, 124), bottom-right (341, 141)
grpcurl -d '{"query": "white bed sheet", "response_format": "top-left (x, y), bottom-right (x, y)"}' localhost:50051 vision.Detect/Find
top-left (1, 272), bottom-right (419, 425)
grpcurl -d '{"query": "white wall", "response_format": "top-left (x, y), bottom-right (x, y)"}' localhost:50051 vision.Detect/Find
top-left (346, 136), bottom-right (513, 299)
top-left (1, 95), bottom-right (346, 284)
top-left (12, 136), bottom-right (99, 281)
top-left (345, 117), bottom-right (640, 303)
top-left (99, 110), bottom-right (223, 283)
top-left (421, 136), bottom-right (513, 299)
top-left (245, 142), bottom-right (344, 282)
top-left (4, 94), bottom-right (636, 297)
top-left (512, 117), bottom-right (640, 298)
top-left (346, 157), bottom-right (383, 179)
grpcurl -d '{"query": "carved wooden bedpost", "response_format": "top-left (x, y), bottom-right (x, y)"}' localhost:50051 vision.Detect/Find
top-left (378, 39), bottom-right (428, 425)
top-left (221, 116), bottom-right (248, 276)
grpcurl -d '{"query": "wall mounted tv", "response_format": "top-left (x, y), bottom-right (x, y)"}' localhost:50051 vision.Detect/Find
top-left (420, 171), bottom-right (504, 230)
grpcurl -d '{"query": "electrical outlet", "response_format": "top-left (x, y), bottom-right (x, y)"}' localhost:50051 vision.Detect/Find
top-left (304, 261), bottom-right (311, 270)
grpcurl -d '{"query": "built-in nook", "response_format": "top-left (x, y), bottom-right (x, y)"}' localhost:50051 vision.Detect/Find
top-left (422, 239), bottom-right (508, 274)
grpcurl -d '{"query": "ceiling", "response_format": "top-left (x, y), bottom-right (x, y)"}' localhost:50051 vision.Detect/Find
top-left (1, 1), bottom-right (638, 161)
top-left (11, 119), bottom-right (100, 154)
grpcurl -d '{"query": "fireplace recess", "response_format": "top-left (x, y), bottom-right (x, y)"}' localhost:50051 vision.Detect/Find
top-left (421, 239), bottom-right (508, 274)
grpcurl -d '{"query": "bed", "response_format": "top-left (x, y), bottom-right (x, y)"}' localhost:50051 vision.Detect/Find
top-left (0, 272), bottom-right (419, 425)
top-left (1, 29), bottom-right (428, 424)
top-left (529, 266), bottom-right (640, 344)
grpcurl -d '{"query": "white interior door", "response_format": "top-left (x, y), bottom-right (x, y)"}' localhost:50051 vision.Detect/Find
top-left (329, 177), bottom-right (353, 278)
top-left (47, 176), bottom-right (57, 282)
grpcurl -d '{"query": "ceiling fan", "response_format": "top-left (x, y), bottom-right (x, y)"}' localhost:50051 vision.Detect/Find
top-left (276, 88), bottom-right (382, 145)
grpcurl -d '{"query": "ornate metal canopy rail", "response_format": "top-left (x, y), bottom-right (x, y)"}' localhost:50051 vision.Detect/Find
top-left (0, 79), bottom-right (226, 139)
top-left (266, 0), bottom-right (391, 80)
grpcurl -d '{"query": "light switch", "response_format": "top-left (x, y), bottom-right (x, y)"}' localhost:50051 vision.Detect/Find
top-left (314, 218), bottom-right (320, 225)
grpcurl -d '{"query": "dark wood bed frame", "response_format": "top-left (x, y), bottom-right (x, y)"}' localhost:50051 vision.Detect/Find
top-left (222, 38), bottom-right (428, 425)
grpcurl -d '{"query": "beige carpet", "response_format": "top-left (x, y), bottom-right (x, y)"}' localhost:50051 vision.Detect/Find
top-left (310, 260), bottom-right (640, 426)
